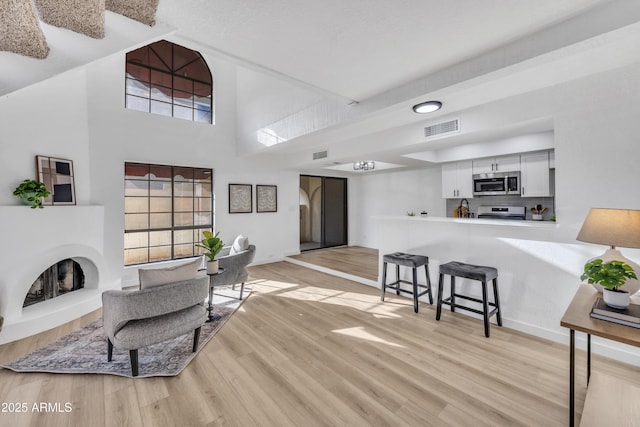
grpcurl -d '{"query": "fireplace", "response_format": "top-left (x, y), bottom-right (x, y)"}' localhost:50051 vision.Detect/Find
top-left (0, 205), bottom-right (110, 344)
top-left (23, 259), bottom-right (85, 307)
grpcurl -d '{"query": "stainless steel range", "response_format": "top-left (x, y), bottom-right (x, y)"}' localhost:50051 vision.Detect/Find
top-left (477, 205), bottom-right (526, 220)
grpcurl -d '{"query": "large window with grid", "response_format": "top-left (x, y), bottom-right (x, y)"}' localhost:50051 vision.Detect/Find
top-left (124, 162), bottom-right (213, 266)
top-left (125, 40), bottom-right (213, 124)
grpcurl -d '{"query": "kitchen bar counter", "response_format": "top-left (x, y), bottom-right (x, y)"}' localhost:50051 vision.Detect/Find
top-left (373, 214), bottom-right (640, 366)
top-left (373, 215), bottom-right (558, 228)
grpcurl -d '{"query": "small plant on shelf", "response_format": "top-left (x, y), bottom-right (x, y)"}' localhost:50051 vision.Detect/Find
top-left (13, 179), bottom-right (51, 209)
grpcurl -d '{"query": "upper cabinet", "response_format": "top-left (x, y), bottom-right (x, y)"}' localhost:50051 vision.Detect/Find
top-left (442, 160), bottom-right (473, 199)
top-left (472, 155), bottom-right (520, 174)
top-left (521, 151), bottom-right (551, 197)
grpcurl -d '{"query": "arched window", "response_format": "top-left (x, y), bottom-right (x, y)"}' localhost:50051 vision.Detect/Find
top-left (125, 40), bottom-right (213, 124)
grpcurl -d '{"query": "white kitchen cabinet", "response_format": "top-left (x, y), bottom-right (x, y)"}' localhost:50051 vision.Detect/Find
top-left (472, 155), bottom-right (520, 174)
top-left (521, 151), bottom-right (551, 197)
top-left (442, 160), bottom-right (473, 198)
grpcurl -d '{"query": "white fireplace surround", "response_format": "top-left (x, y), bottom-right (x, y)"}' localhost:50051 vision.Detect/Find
top-left (0, 205), bottom-right (115, 344)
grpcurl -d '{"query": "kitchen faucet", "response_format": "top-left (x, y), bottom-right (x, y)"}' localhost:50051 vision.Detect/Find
top-left (459, 198), bottom-right (470, 218)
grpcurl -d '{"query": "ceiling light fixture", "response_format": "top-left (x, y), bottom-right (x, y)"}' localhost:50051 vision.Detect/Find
top-left (353, 161), bottom-right (375, 171)
top-left (413, 100), bottom-right (442, 114)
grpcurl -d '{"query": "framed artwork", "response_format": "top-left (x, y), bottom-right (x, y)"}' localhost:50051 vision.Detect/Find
top-left (36, 155), bottom-right (75, 205)
top-left (256, 185), bottom-right (277, 213)
top-left (228, 183), bottom-right (252, 213)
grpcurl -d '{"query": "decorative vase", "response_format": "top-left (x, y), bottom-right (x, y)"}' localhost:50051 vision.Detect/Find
top-left (602, 288), bottom-right (630, 309)
top-left (206, 259), bottom-right (219, 274)
top-left (19, 192), bottom-right (40, 208)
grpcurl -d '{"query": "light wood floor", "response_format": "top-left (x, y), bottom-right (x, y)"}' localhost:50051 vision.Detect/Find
top-left (290, 245), bottom-right (379, 282)
top-left (2, 261), bottom-right (640, 426)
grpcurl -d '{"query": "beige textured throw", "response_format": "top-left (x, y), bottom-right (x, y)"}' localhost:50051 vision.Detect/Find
top-left (0, 0), bottom-right (49, 58)
top-left (35, 0), bottom-right (105, 38)
top-left (106, 0), bottom-right (159, 26)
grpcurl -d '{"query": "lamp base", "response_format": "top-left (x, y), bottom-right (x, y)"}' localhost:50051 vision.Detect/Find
top-left (586, 248), bottom-right (640, 295)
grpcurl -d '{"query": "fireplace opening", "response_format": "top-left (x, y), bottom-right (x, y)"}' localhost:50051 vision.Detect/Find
top-left (23, 259), bottom-right (85, 307)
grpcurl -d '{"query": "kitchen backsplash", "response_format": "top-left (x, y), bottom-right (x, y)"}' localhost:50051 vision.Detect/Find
top-left (445, 195), bottom-right (555, 220)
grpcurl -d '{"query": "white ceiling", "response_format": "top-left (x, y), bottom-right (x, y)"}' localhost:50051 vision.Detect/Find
top-left (5, 0), bottom-right (640, 175)
top-left (156, 0), bottom-right (610, 101)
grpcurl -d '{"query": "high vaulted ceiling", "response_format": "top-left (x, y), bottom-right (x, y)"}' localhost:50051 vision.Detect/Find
top-left (156, 0), bottom-right (610, 102)
top-left (4, 0), bottom-right (640, 174)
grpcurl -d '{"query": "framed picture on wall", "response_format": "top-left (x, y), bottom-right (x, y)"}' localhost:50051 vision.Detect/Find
top-left (228, 183), bottom-right (252, 213)
top-left (36, 155), bottom-right (75, 205)
top-left (256, 185), bottom-right (277, 213)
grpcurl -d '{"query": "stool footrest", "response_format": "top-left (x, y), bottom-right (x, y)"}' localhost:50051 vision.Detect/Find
top-left (384, 279), bottom-right (431, 289)
top-left (383, 281), bottom-right (431, 296)
top-left (450, 293), bottom-right (497, 306)
top-left (441, 297), bottom-right (499, 317)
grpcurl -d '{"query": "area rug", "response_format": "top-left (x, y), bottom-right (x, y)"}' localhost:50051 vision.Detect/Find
top-left (1, 288), bottom-right (250, 378)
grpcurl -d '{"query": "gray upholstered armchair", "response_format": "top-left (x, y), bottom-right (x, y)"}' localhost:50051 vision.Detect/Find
top-left (102, 276), bottom-right (208, 376)
top-left (214, 244), bottom-right (256, 299)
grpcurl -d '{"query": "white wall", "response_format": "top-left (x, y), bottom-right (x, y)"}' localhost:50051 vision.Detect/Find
top-left (0, 69), bottom-right (91, 204)
top-left (349, 165), bottom-right (444, 247)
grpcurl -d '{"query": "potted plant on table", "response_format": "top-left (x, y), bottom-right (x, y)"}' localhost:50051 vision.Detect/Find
top-left (581, 259), bottom-right (638, 308)
top-left (196, 231), bottom-right (224, 274)
top-left (13, 179), bottom-right (51, 209)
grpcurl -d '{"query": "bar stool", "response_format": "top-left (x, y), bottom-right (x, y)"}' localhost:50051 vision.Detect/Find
top-left (381, 252), bottom-right (433, 313)
top-left (436, 261), bottom-right (502, 337)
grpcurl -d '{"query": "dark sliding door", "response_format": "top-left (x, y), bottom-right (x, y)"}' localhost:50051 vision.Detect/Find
top-left (322, 177), bottom-right (348, 248)
top-left (299, 175), bottom-right (347, 251)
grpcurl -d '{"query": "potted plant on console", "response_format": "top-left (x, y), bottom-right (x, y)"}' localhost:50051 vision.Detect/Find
top-left (13, 179), bottom-right (50, 209)
top-left (197, 231), bottom-right (224, 274)
top-left (581, 259), bottom-right (638, 309)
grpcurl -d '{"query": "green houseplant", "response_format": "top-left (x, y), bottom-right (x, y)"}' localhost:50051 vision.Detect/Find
top-left (13, 179), bottom-right (51, 209)
top-left (196, 231), bottom-right (224, 274)
top-left (581, 259), bottom-right (638, 308)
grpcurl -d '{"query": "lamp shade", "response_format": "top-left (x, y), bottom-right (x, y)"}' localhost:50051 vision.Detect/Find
top-left (576, 208), bottom-right (640, 249)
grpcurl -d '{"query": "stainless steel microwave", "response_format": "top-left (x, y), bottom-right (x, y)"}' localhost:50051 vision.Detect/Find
top-left (473, 172), bottom-right (520, 196)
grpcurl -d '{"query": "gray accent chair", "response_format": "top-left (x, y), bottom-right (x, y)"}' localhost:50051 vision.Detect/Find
top-left (214, 244), bottom-right (256, 299)
top-left (102, 276), bottom-right (208, 376)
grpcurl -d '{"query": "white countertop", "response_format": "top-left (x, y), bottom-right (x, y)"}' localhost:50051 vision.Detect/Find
top-left (373, 215), bottom-right (558, 228)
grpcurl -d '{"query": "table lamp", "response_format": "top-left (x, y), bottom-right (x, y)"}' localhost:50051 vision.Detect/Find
top-left (576, 208), bottom-right (640, 294)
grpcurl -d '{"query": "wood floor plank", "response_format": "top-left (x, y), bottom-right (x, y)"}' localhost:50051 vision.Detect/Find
top-left (3, 250), bottom-right (640, 426)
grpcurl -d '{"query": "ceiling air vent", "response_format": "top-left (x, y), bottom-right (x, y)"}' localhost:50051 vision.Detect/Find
top-left (424, 119), bottom-right (460, 138)
top-left (313, 150), bottom-right (328, 160)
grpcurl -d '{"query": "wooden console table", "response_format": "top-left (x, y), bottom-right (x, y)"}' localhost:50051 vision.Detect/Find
top-left (561, 284), bottom-right (640, 426)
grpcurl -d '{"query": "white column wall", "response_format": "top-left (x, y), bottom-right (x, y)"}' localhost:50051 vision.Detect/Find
top-left (349, 166), bottom-right (444, 247)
